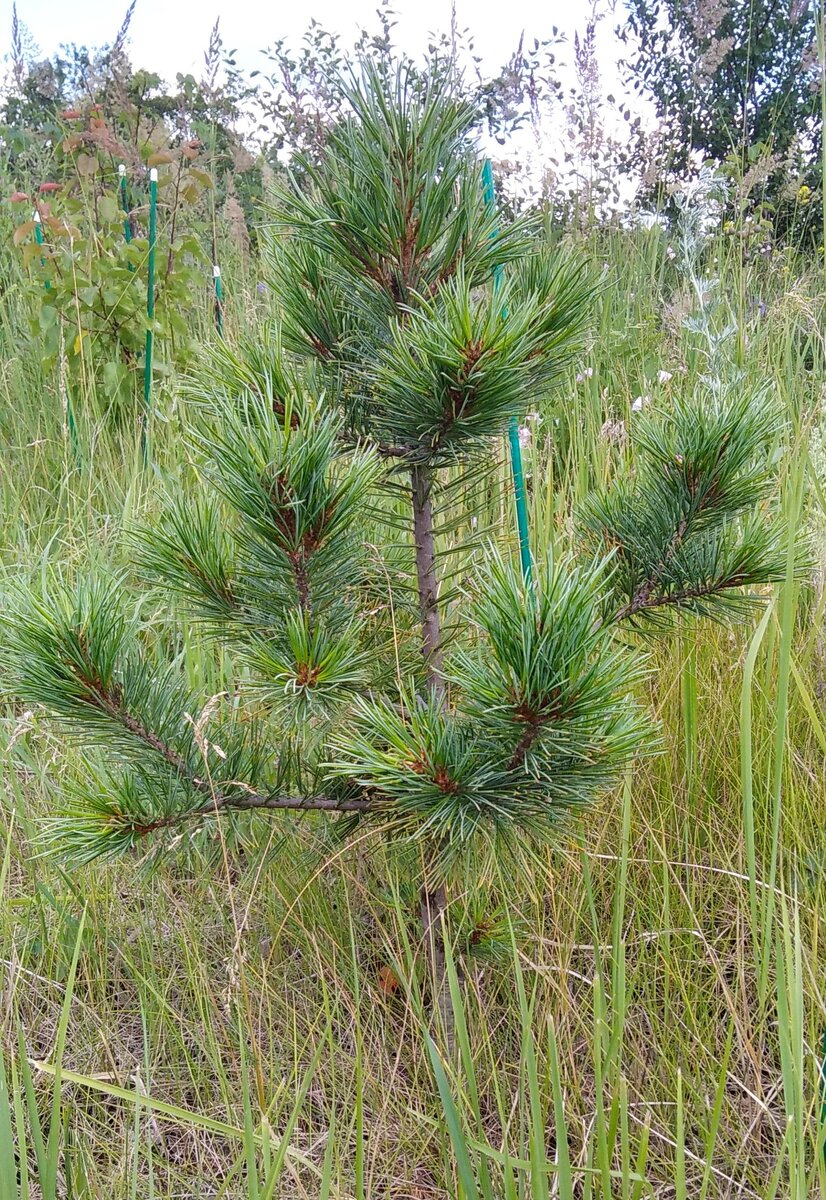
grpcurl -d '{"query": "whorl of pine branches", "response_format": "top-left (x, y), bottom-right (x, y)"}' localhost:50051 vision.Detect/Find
top-left (1, 380), bottom-right (788, 872)
top-left (264, 61), bottom-right (592, 461)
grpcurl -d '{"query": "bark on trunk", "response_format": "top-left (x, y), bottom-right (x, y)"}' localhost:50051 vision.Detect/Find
top-left (410, 463), bottom-right (455, 1049)
top-left (419, 879), bottom-right (455, 1050)
top-left (410, 463), bottom-right (445, 699)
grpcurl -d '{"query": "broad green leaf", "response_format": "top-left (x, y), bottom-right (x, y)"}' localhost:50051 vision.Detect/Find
top-left (98, 194), bottom-right (119, 223)
top-left (76, 153), bottom-right (99, 177)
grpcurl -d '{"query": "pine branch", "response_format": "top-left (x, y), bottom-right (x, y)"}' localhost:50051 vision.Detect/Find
top-left (454, 552), bottom-right (650, 784)
top-left (370, 259), bottom-right (592, 465)
top-left (507, 710), bottom-right (547, 772)
top-left (610, 571), bottom-right (768, 624)
top-left (268, 62), bottom-right (528, 314)
top-left (618, 509), bottom-right (692, 617)
top-left (75, 669), bottom-right (371, 818)
top-left (119, 787), bottom-right (373, 837)
top-left (582, 389), bottom-right (788, 628)
top-left (144, 392), bottom-right (381, 648)
top-left (1, 574), bottom-right (376, 867)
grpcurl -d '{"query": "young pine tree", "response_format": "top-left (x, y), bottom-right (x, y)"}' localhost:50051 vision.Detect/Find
top-left (3, 64), bottom-right (789, 1036)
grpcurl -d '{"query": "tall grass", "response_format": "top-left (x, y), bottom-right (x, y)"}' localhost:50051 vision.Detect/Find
top-left (1, 207), bottom-right (825, 1197)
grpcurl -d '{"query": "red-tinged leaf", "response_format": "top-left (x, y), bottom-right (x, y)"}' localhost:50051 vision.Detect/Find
top-left (8, 191), bottom-right (28, 202)
top-left (13, 220), bottom-right (36, 245)
top-left (377, 965), bottom-right (400, 996)
top-left (62, 135), bottom-right (82, 152)
top-left (60, 108), bottom-right (82, 119)
top-left (38, 181), bottom-right (62, 193)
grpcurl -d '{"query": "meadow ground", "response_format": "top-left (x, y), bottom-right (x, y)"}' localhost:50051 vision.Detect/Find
top-left (1, 220), bottom-right (825, 1198)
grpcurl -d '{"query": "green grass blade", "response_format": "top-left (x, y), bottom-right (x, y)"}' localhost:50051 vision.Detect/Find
top-left (740, 603), bottom-right (773, 938)
top-left (0, 1052), bottom-right (18, 1200)
top-left (425, 1033), bottom-right (481, 1200)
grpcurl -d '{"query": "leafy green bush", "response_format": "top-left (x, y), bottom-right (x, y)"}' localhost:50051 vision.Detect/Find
top-left (10, 117), bottom-right (214, 415)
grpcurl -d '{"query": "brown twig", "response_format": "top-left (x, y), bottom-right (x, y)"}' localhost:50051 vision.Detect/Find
top-left (71, 669), bottom-right (373, 831)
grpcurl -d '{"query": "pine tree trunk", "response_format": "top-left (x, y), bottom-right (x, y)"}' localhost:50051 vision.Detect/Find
top-left (410, 463), bottom-right (445, 696)
top-left (419, 878), bottom-right (455, 1046)
top-left (410, 463), bottom-right (454, 1049)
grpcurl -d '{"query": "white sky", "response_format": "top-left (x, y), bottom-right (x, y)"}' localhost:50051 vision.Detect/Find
top-left (7, 0), bottom-right (629, 96)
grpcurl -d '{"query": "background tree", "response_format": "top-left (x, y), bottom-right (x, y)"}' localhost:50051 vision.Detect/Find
top-left (620, 0), bottom-right (821, 178)
top-left (2, 61), bottom-right (791, 1041)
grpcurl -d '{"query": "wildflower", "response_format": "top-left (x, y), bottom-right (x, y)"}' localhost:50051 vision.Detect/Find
top-left (526, 410), bottom-right (541, 423)
top-left (657, 370), bottom-right (673, 383)
top-left (723, 220), bottom-right (735, 233)
top-left (797, 184), bottom-right (812, 206)
top-left (8, 191), bottom-right (28, 202)
top-left (518, 426), bottom-right (531, 448)
top-left (631, 395), bottom-right (649, 412)
top-left (38, 182), bottom-right (61, 193)
top-left (666, 245), bottom-right (676, 260)
top-left (576, 367), bottom-right (594, 382)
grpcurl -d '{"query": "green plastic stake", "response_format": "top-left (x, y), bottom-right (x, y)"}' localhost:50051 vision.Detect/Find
top-left (482, 158), bottom-right (532, 583)
top-left (141, 166), bottom-right (157, 462)
top-left (119, 164), bottom-right (136, 278)
top-left (213, 263), bottom-right (224, 337)
top-left (821, 1026), bottom-right (826, 1162)
top-left (118, 163), bottom-right (132, 245)
top-left (34, 209), bottom-right (78, 457)
top-left (32, 208), bottom-right (47, 272)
